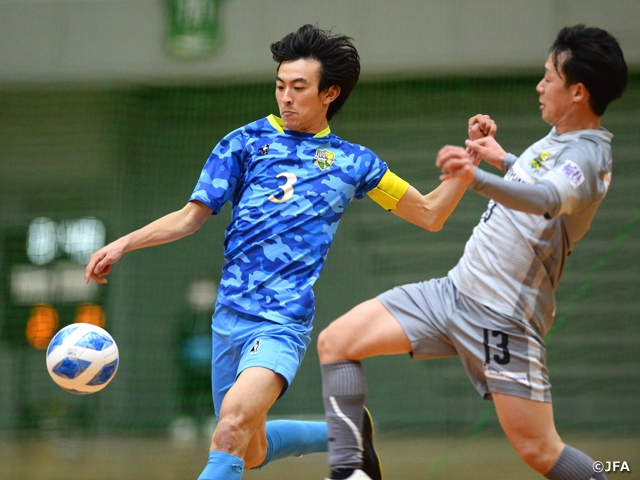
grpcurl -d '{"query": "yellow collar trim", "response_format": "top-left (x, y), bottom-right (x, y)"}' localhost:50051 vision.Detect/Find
top-left (267, 114), bottom-right (331, 138)
top-left (314, 125), bottom-right (331, 138)
top-left (267, 114), bottom-right (285, 133)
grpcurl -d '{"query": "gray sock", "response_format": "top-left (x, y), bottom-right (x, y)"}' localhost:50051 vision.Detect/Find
top-left (321, 361), bottom-right (368, 470)
top-left (545, 444), bottom-right (608, 480)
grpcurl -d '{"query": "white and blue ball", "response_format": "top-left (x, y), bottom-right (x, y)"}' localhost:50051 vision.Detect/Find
top-left (46, 323), bottom-right (119, 395)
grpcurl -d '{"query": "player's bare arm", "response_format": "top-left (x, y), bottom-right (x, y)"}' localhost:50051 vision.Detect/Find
top-left (388, 115), bottom-right (497, 230)
top-left (435, 145), bottom-right (477, 186)
top-left (437, 132), bottom-right (510, 186)
top-left (85, 200), bottom-right (213, 285)
top-left (392, 181), bottom-right (466, 232)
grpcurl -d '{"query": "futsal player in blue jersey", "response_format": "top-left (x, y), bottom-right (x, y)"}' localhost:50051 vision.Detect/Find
top-left (85, 25), bottom-right (493, 480)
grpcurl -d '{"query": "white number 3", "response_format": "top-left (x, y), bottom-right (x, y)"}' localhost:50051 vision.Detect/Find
top-left (268, 172), bottom-right (297, 203)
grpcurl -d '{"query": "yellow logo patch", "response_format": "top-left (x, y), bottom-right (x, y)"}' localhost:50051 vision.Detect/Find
top-left (530, 151), bottom-right (551, 170)
top-left (314, 149), bottom-right (335, 171)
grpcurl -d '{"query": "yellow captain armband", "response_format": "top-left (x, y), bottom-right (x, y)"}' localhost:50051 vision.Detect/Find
top-left (367, 170), bottom-right (410, 211)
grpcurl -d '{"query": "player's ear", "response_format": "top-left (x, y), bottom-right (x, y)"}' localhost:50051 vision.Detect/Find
top-left (572, 82), bottom-right (589, 104)
top-left (323, 85), bottom-right (341, 105)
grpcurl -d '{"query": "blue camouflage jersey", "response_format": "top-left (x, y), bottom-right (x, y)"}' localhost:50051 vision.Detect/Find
top-left (190, 114), bottom-right (392, 326)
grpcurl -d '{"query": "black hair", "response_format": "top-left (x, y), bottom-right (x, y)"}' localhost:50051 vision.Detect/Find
top-left (270, 24), bottom-right (361, 121)
top-left (551, 24), bottom-right (628, 116)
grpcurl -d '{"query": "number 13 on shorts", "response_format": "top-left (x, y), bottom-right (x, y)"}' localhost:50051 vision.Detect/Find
top-left (483, 328), bottom-right (511, 365)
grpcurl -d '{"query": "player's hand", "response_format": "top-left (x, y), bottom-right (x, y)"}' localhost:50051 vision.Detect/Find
top-left (436, 145), bottom-right (476, 186)
top-left (85, 239), bottom-right (126, 285)
top-left (468, 114), bottom-right (497, 141)
top-left (464, 136), bottom-right (507, 169)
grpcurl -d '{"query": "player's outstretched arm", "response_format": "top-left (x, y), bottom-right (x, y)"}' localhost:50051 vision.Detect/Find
top-left (465, 136), bottom-right (507, 170)
top-left (437, 145), bottom-right (562, 216)
top-left (436, 145), bottom-right (478, 185)
top-left (392, 176), bottom-right (467, 232)
top-left (385, 116), bottom-right (497, 231)
top-left (84, 200), bottom-right (213, 285)
top-left (436, 137), bottom-right (507, 184)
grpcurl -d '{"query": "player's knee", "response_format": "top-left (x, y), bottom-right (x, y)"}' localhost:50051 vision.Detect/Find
top-left (317, 327), bottom-right (335, 361)
top-left (511, 437), bottom-right (558, 473)
top-left (210, 414), bottom-right (250, 453)
top-left (318, 323), bottom-right (351, 362)
top-left (211, 417), bottom-right (240, 448)
top-left (211, 414), bottom-right (268, 468)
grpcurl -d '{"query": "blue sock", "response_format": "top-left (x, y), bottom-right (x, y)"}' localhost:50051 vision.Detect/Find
top-left (258, 420), bottom-right (328, 468)
top-left (198, 451), bottom-right (244, 480)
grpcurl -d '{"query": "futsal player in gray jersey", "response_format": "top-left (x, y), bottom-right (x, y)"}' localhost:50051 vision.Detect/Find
top-left (317, 25), bottom-right (627, 480)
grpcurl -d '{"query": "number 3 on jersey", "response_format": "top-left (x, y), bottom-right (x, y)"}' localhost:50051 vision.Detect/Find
top-left (268, 172), bottom-right (298, 204)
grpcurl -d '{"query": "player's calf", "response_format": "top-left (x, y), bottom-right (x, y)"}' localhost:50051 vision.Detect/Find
top-left (545, 445), bottom-right (608, 480)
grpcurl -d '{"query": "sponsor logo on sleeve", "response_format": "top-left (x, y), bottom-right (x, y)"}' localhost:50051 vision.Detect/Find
top-left (559, 160), bottom-right (585, 188)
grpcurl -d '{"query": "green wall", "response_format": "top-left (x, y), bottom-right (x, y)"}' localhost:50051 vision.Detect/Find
top-left (1, 77), bottom-right (638, 435)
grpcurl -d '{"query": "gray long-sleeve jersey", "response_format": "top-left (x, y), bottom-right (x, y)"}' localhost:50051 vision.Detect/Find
top-left (448, 127), bottom-right (613, 337)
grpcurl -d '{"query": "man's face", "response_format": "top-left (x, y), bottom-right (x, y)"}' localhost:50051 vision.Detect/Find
top-left (275, 58), bottom-right (335, 133)
top-left (536, 53), bottom-right (577, 128)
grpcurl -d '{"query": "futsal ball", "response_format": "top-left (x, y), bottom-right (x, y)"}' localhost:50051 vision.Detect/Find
top-left (46, 323), bottom-right (119, 395)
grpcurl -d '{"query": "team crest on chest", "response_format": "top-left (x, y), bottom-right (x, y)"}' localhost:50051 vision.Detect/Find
top-left (314, 149), bottom-right (335, 171)
top-left (529, 151), bottom-right (551, 170)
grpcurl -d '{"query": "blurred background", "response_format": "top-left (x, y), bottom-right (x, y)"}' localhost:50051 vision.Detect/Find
top-left (1, 1), bottom-right (639, 479)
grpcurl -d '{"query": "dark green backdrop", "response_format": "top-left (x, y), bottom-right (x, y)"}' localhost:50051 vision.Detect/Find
top-left (1, 76), bottom-right (638, 436)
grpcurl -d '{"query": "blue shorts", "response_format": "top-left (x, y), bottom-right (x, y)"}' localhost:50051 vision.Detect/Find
top-left (210, 302), bottom-right (312, 418)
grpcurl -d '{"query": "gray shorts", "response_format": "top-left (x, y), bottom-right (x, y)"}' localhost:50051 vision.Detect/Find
top-left (377, 276), bottom-right (551, 402)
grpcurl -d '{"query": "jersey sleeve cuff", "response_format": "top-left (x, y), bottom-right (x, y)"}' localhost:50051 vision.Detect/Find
top-left (502, 153), bottom-right (518, 172)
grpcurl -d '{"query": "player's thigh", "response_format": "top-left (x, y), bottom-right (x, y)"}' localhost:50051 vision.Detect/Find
top-left (318, 297), bottom-right (412, 363)
top-left (237, 320), bottom-right (311, 398)
top-left (374, 277), bottom-right (460, 361)
top-left (218, 366), bottom-right (285, 426)
top-left (211, 303), bottom-right (244, 418)
top-left (211, 305), bottom-right (311, 416)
